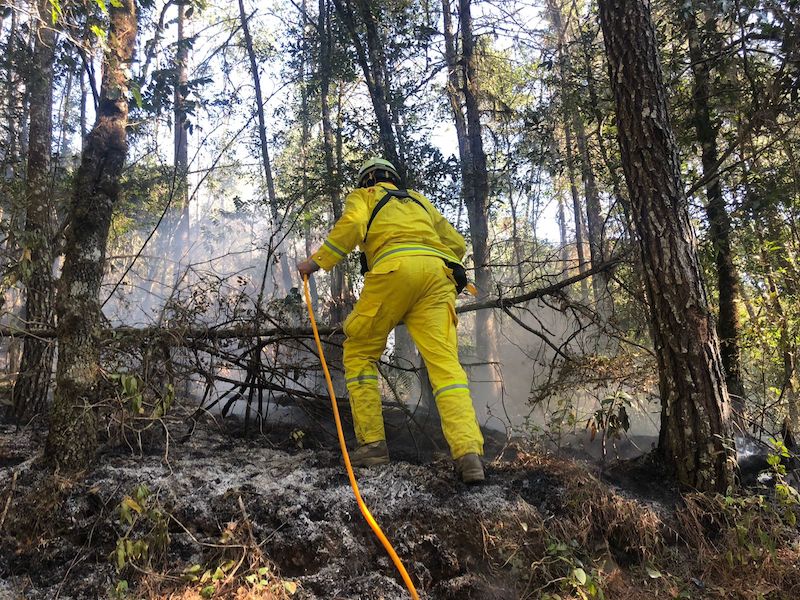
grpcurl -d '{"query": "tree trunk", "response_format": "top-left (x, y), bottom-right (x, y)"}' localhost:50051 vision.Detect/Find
top-left (334, 0), bottom-right (417, 366)
top-left (580, 23), bottom-right (632, 238)
top-left (332, 0), bottom-right (404, 176)
top-left (4, 0), bottom-right (19, 174)
top-left (573, 114), bottom-right (610, 314)
top-left (80, 65), bottom-right (87, 146)
top-left (319, 0), bottom-right (347, 322)
top-left (684, 8), bottom-right (746, 425)
top-left (548, 0), bottom-right (590, 301)
top-left (238, 0), bottom-right (292, 296)
top-left (45, 0), bottom-right (137, 472)
top-left (172, 0), bottom-right (190, 265)
top-left (557, 192), bottom-right (569, 275)
top-left (598, 0), bottom-right (735, 492)
top-left (13, 0), bottom-right (57, 419)
top-left (440, 0), bottom-right (500, 395)
top-left (300, 0), bottom-right (317, 308)
top-left (563, 119), bottom-right (589, 300)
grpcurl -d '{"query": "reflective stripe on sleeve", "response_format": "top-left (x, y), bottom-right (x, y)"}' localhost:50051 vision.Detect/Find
top-left (433, 382), bottom-right (470, 398)
top-left (324, 239), bottom-right (347, 257)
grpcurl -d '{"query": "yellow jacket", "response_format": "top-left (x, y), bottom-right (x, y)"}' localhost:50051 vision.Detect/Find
top-left (312, 183), bottom-right (466, 272)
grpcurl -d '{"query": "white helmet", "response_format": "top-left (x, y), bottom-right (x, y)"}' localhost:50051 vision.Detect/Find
top-left (357, 157), bottom-right (400, 187)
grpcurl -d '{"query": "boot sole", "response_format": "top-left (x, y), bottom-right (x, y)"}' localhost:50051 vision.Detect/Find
top-left (461, 470), bottom-right (485, 484)
top-left (349, 456), bottom-right (390, 467)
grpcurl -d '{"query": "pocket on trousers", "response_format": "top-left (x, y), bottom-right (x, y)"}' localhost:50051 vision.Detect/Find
top-left (344, 300), bottom-right (381, 340)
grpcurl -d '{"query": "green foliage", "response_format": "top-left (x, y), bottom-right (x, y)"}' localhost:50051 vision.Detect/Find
top-left (767, 438), bottom-right (800, 526)
top-left (109, 373), bottom-right (174, 421)
top-left (588, 391), bottom-right (632, 442)
top-left (110, 484), bottom-right (170, 582)
top-left (538, 537), bottom-right (606, 600)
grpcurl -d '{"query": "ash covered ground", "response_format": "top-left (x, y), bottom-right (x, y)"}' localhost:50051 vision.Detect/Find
top-left (0, 419), bottom-right (798, 600)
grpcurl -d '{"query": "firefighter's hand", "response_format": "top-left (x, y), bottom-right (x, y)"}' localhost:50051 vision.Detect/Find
top-left (297, 258), bottom-right (321, 278)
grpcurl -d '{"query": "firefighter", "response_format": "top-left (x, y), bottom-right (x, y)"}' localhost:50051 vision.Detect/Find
top-left (297, 157), bottom-right (485, 483)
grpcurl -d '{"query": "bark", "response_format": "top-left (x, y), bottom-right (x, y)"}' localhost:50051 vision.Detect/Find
top-left (456, 0), bottom-right (502, 400)
top-left (45, 0), bottom-right (137, 472)
top-left (507, 137), bottom-right (524, 286)
top-left (598, 0), bottom-right (735, 491)
top-left (684, 8), bottom-right (746, 423)
top-left (4, 1), bottom-right (18, 172)
top-left (237, 0), bottom-right (292, 295)
top-left (13, 0), bottom-right (57, 419)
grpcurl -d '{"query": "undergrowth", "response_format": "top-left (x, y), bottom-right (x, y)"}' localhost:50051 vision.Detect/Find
top-left (484, 448), bottom-right (799, 600)
top-left (108, 485), bottom-right (298, 599)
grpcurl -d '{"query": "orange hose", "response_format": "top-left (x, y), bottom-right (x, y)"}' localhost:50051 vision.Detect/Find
top-left (302, 275), bottom-right (420, 600)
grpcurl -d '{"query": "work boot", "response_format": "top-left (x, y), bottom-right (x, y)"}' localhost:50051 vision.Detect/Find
top-left (349, 440), bottom-right (389, 467)
top-left (456, 453), bottom-right (485, 484)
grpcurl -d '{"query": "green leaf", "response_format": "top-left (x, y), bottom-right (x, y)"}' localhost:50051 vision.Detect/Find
top-left (200, 585), bottom-right (215, 598)
top-left (89, 25), bottom-right (106, 40)
top-left (134, 484), bottom-right (150, 503)
top-left (131, 84), bottom-right (143, 110)
top-left (220, 559), bottom-right (236, 572)
top-left (646, 566), bottom-right (662, 579)
top-left (573, 567), bottom-right (587, 585)
top-left (95, 0), bottom-right (108, 13)
top-left (115, 540), bottom-right (126, 570)
top-left (122, 375), bottom-right (139, 396)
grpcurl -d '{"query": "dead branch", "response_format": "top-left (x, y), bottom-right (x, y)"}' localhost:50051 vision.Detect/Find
top-left (0, 255), bottom-right (624, 341)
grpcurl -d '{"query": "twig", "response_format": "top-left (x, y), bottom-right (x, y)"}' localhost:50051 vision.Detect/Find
top-left (0, 471), bottom-right (17, 530)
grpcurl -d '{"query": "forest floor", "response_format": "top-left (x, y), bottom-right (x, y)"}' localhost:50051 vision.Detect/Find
top-left (0, 414), bottom-right (799, 600)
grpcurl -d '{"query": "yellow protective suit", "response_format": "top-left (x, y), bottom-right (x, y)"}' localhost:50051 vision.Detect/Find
top-left (312, 183), bottom-right (484, 459)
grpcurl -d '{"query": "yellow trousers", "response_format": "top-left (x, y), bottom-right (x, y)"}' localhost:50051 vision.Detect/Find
top-left (342, 255), bottom-right (484, 459)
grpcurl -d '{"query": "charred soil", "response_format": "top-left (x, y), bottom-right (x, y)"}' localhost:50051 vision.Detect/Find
top-left (0, 421), bottom-right (798, 599)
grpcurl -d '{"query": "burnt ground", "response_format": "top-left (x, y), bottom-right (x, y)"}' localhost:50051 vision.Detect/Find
top-left (0, 417), bottom-right (799, 600)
